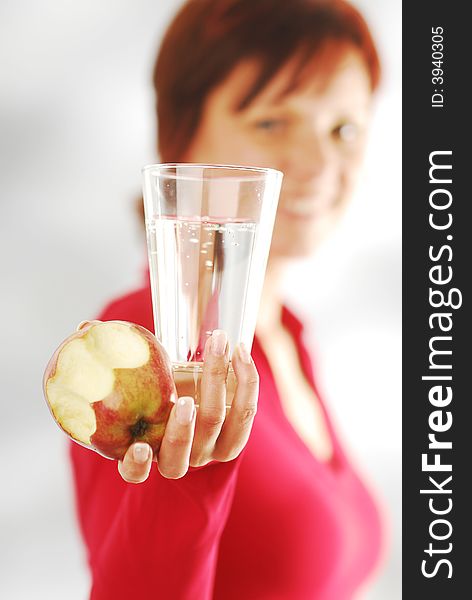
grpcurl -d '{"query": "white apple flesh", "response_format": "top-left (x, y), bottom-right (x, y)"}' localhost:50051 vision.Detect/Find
top-left (43, 320), bottom-right (176, 460)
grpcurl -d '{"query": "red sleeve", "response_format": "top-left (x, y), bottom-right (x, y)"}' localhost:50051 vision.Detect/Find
top-left (69, 287), bottom-right (242, 599)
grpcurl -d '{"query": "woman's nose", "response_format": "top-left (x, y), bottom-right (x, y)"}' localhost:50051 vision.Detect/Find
top-left (288, 131), bottom-right (334, 184)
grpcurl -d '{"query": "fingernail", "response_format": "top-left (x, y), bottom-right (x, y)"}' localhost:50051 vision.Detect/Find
top-left (211, 330), bottom-right (227, 356)
top-left (133, 443), bottom-right (150, 464)
top-left (176, 396), bottom-right (195, 425)
top-left (76, 320), bottom-right (91, 331)
top-left (239, 343), bottom-right (252, 364)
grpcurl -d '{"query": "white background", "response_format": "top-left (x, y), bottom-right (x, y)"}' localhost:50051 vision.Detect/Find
top-left (0, 1), bottom-right (401, 598)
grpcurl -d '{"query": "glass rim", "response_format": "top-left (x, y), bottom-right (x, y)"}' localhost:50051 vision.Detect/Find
top-left (142, 162), bottom-right (283, 182)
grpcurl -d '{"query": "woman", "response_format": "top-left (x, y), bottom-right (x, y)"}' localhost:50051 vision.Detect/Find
top-left (70, 1), bottom-right (384, 598)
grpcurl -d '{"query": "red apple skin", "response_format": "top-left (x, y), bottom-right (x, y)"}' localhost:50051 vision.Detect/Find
top-left (43, 321), bottom-right (176, 461)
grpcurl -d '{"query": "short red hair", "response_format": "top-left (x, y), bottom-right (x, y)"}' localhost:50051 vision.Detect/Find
top-left (153, 0), bottom-right (381, 162)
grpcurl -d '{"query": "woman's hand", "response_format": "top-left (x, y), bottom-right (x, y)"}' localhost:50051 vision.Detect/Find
top-left (118, 330), bottom-right (258, 483)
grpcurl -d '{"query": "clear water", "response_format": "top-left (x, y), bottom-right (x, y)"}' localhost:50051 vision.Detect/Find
top-left (146, 217), bottom-right (264, 404)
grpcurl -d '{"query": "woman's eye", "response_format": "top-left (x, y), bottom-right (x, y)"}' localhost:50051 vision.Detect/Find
top-left (253, 118), bottom-right (286, 132)
top-left (332, 122), bottom-right (359, 143)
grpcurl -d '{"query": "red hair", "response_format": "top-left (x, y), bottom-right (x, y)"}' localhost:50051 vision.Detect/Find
top-left (153, 0), bottom-right (381, 162)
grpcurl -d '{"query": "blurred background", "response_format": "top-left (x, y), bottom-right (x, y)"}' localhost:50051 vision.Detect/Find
top-left (0, 1), bottom-right (401, 598)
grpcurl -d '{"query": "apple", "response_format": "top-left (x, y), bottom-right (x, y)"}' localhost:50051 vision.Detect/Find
top-left (43, 320), bottom-right (176, 460)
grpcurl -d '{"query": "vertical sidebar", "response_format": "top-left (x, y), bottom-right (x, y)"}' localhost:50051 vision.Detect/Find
top-left (403, 2), bottom-right (470, 597)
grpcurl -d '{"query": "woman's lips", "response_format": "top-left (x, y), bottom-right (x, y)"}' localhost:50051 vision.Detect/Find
top-left (278, 195), bottom-right (337, 219)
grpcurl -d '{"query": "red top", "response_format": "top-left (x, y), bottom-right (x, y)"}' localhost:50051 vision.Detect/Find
top-left (69, 283), bottom-right (383, 599)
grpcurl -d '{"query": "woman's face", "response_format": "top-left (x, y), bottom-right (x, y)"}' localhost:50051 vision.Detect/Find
top-left (183, 45), bottom-right (373, 259)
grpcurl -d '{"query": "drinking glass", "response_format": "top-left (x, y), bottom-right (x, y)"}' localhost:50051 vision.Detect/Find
top-left (142, 163), bottom-right (282, 406)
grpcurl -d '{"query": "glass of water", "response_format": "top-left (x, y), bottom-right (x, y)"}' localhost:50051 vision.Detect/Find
top-left (142, 163), bottom-right (283, 407)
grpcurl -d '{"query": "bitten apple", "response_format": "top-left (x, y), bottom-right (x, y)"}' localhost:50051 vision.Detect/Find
top-left (43, 320), bottom-right (176, 460)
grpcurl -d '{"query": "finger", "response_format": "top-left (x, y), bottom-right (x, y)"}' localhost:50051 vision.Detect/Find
top-left (213, 344), bottom-right (258, 462)
top-left (190, 330), bottom-right (228, 466)
top-left (118, 442), bottom-right (153, 484)
top-left (158, 396), bottom-right (196, 479)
